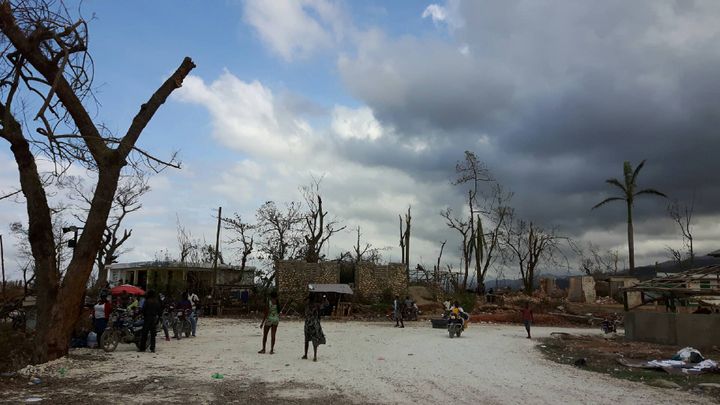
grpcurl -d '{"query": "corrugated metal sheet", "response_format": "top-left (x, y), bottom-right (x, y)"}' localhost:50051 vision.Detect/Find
top-left (308, 283), bottom-right (354, 295)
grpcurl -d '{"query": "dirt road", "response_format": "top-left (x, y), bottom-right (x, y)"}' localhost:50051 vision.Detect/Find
top-left (2, 318), bottom-right (711, 404)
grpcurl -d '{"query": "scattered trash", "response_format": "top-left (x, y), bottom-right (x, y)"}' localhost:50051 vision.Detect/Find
top-left (58, 368), bottom-right (66, 377)
top-left (153, 379), bottom-right (159, 383)
top-left (211, 373), bottom-right (224, 379)
top-left (24, 398), bottom-right (43, 403)
top-left (377, 357), bottom-right (385, 361)
top-left (408, 353), bottom-right (414, 356)
top-left (672, 347), bottom-right (704, 363)
top-left (30, 377), bottom-right (41, 385)
top-left (540, 345), bottom-right (547, 348)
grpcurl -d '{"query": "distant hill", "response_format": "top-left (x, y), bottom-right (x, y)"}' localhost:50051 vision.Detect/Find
top-left (632, 255), bottom-right (720, 276)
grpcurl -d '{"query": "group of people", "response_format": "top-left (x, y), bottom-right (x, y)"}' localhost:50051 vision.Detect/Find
top-left (257, 292), bottom-right (327, 362)
top-left (91, 287), bottom-right (201, 353)
top-left (392, 295), bottom-right (419, 328)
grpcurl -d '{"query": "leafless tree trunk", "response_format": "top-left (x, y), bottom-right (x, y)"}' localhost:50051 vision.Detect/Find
top-left (256, 201), bottom-right (303, 263)
top-left (503, 218), bottom-right (565, 295)
top-left (68, 175), bottom-right (150, 287)
top-left (668, 195), bottom-right (695, 266)
top-left (222, 213), bottom-right (255, 272)
top-left (176, 216), bottom-right (199, 263)
top-left (301, 178), bottom-right (345, 263)
top-left (399, 206), bottom-right (411, 277)
top-left (441, 205), bottom-right (474, 290)
top-left (0, 1), bottom-right (194, 362)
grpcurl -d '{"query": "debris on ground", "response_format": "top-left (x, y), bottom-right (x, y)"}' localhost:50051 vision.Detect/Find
top-left (538, 333), bottom-right (720, 396)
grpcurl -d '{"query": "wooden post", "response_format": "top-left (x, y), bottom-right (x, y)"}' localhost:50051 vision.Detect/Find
top-left (623, 290), bottom-right (629, 312)
top-left (1, 234), bottom-right (5, 294)
top-left (212, 206), bottom-right (222, 297)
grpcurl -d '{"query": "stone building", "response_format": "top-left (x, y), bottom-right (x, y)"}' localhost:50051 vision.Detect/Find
top-left (107, 261), bottom-right (255, 296)
top-left (276, 260), bottom-right (408, 304)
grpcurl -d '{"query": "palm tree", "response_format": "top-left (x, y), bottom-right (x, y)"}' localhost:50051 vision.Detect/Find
top-left (592, 160), bottom-right (667, 274)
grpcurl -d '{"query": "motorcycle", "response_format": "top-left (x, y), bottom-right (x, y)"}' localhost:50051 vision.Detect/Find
top-left (100, 308), bottom-right (144, 352)
top-left (174, 308), bottom-right (192, 338)
top-left (447, 312), bottom-right (466, 338)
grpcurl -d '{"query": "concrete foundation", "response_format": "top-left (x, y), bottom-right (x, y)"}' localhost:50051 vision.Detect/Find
top-left (624, 311), bottom-right (720, 349)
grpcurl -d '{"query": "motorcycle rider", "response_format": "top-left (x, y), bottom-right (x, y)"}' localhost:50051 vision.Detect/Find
top-left (139, 290), bottom-right (162, 353)
top-left (451, 301), bottom-right (468, 330)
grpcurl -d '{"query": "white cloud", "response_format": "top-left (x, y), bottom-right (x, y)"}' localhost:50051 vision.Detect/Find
top-left (422, 1), bottom-right (463, 30)
top-left (174, 72), bottom-right (313, 159)
top-left (243, 0), bottom-right (346, 61)
top-left (331, 106), bottom-right (385, 141)
top-left (422, 4), bottom-right (447, 24)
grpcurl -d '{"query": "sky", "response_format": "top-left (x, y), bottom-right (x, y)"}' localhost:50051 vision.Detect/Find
top-left (2, 0), bottom-right (720, 281)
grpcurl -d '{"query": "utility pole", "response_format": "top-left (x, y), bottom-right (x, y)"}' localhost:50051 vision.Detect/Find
top-left (1, 234), bottom-right (5, 294)
top-left (212, 206), bottom-right (222, 297)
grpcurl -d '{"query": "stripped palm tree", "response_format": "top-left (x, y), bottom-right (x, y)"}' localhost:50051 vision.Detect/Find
top-left (592, 160), bottom-right (667, 274)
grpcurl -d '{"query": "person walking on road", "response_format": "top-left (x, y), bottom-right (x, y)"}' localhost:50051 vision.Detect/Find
top-left (139, 290), bottom-right (162, 353)
top-left (393, 295), bottom-right (404, 328)
top-left (259, 291), bottom-right (280, 354)
top-left (302, 294), bottom-right (326, 362)
top-left (521, 302), bottom-right (534, 339)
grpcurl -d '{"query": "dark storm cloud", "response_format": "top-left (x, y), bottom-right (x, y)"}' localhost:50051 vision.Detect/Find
top-left (335, 0), bottom-right (720, 257)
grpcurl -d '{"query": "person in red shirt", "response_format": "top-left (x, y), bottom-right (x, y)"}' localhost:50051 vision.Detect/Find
top-left (104, 295), bottom-right (113, 319)
top-left (521, 302), bottom-right (534, 339)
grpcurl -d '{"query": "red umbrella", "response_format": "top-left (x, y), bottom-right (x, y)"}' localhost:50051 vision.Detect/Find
top-left (110, 284), bottom-right (145, 296)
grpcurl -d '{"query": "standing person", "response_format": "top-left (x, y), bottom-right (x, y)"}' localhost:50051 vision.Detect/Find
top-left (258, 291), bottom-right (280, 354)
top-left (521, 302), bottom-right (534, 339)
top-left (302, 294), bottom-right (326, 361)
top-left (92, 297), bottom-right (108, 345)
top-left (393, 295), bottom-right (404, 328)
top-left (188, 290), bottom-right (200, 337)
top-left (139, 290), bottom-right (162, 353)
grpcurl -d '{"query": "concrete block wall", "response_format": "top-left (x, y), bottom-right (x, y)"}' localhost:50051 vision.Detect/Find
top-left (625, 311), bottom-right (720, 349)
top-left (568, 276), bottom-right (596, 303)
top-left (276, 261), bottom-right (408, 304)
top-left (276, 261), bottom-right (339, 304)
top-left (356, 263), bottom-right (408, 302)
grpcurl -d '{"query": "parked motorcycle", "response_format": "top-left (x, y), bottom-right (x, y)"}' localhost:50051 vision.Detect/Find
top-left (600, 316), bottom-right (621, 334)
top-left (100, 308), bottom-right (144, 352)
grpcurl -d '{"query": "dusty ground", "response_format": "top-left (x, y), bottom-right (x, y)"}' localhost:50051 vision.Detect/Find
top-left (0, 318), bottom-right (714, 404)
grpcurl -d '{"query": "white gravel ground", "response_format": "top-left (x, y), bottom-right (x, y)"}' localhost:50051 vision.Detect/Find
top-left (11, 318), bottom-right (712, 404)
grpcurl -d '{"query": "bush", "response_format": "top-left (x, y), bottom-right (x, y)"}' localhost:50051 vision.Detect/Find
top-left (453, 291), bottom-right (477, 313)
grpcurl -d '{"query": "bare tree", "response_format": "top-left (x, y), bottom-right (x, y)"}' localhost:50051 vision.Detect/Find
top-left (473, 184), bottom-right (512, 292)
top-left (222, 213), bottom-right (254, 271)
top-left (256, 200), bottom-right (303, 263)
top-left (67, 175), bottom-right (150, 287)
top-left (503, 217), bottom-right (566, 295)
top-left (300, 178), bottom-right (346, 263)
top-left (668, 195), bottom-right (695, 266)
top-left (0, 1), bottom-right (195, 362)
top-left (399, 206), bottom-right (411, 273)
top-left (176, 216), bottom-right (199, 263)
top-left (351, 226), bottom-right (385, 264)
top-left (433, 240), bottom-right (447, 284)
top-left (441, 204), bottom-right (474, 290)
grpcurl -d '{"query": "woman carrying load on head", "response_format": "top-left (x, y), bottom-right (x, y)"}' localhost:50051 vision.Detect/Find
top-left (302, 293), bottom-right (326, 361)
top-left (259, 291), bottom-right (280, 354)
